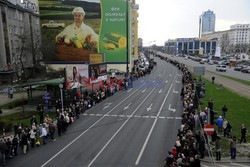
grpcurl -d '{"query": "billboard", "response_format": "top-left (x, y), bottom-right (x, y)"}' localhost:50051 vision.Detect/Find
top-left (39, 0), bottom-right (129, 63)
top-left (66, 64), bottom-right (89, 90)
top-left (89, 63), bottom-right (107, 84)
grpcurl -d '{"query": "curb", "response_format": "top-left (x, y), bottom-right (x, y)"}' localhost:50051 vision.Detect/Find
top-left (200, 158), bottom-right (250, 164)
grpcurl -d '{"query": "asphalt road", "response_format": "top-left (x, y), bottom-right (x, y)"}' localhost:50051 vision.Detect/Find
top-left (157, 52), bottom-right (250, 81)
top-left (5, 57), bottom-right (183, 167)
top-left (201, 161), bottom-right (250, 167)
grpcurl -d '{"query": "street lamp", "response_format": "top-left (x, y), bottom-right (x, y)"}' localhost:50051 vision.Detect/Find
top-left (59, 83), bottom-right (64, 109)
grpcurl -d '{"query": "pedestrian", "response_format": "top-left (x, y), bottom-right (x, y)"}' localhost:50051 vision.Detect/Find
top-left (215, 136), bottom-right (221, 161)
top-left (30, 115), bottom-right (37, 126)
top-left (208, 99), bottom-right (213, 110)
top-left (9, 87), bottom-right (13, 98)
top-left (39, 108), bottom-right (44, 124)
top-left (223, 119), bottom-right (228, 137)
top-left (217, 116), bottom-right (223, 132)
top-left (49, 122), bottom-right (56, 141)
top-left (240, 124), bottom-right (247, 143)
top-left (230, 136), bottom-right (237, 159)
top-left (40, 124), bottom-right (47, 145)
top-left (212, 76), bottom-right (215, 84)
top-left (221, 105), bottom-right (228, 120)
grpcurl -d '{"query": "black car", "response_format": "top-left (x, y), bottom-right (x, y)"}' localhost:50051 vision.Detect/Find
top-left (241, 68), bottom-right (250, 73)
top-left (234, 66), bottom-right (243, 71)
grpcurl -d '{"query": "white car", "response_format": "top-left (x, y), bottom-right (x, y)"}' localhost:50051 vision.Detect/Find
top-left (216, 65), bottom-right (227, 72)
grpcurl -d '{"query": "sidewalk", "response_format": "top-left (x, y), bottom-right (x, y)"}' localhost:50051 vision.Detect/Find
top-left (201, 156), bottom-right (250, 163)
top-left (0, 90), bottom-right (44, 116)
top-left (205, 71), bottom-right (250, 99)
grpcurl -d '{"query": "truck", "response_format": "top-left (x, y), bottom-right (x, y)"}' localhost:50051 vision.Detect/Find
top-left (42, 20), bottom-right (65, 29)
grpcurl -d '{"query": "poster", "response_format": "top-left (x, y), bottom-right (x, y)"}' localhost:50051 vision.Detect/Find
top-left (89, 63), bottom-right (107, 84)
top-left (66, 64), bottom-right (89, 89)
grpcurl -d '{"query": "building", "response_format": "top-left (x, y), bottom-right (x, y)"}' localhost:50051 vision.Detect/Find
top-left (138, 37), bottom-right (143, 52)
top-left (202, 24), bottom-right (250, 53)
top-left (199, 10), bottom-right (215, 38)
top-left (164, 38), bottom-right (217, 55)
top-left (0, 0), bottom-right (43, 84)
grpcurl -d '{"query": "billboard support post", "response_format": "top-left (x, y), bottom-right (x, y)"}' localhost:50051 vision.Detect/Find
top-left (126, 0), bottom-right (129, 76)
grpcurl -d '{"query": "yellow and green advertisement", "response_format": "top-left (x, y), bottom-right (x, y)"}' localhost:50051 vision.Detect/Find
top-left (39, 0), bottom-right (129, 63)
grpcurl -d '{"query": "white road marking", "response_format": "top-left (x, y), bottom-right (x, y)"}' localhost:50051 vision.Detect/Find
top-left (127, 89), bottom-right (133, 93)
top-left (159, 89), bottom-right (162, 93)
top-left (165, 80), bottom-right (168, 83)
top-left (111, 115), bottom-right (117, 117)
top-left (119, 115), bottom-right (125, 117)
top-left (168, 104), bottom-right (176, 113)
top-left (134, 115), bottom-right (140, 118)
top-left (201, 165), bottom-right (209, 167)
top-left (167, 117), bottom-right (174, 119)
top-left (96, 114), bottom-right (102, 117)
top-left (176, 81), bottom-right (180, 83)
top-left (135, 83), bottom-right (173, 165)
top-left (88, 83), bottom-right (159, 167)
top-left (41, 83), bottom-right (143, 167)
top-left (159, 117), bottom-right (165, 119)
top-left (142, 116), bottom-right (149, 118)
top-left (170, 74), bottom-right (172, 76)
top-left (175, 117), bottom-right (182, 120)
top-left (83, 114), bottom-right (88, 116)
top-left (173, 89), bottom-right (179, 94)
top-left (147, 103), bottom-right (153, 112)
top-left (217, 164), bottom-right (229, 167)
top-left (231, 163), bottom-right (249, 167)
top-left (123, 103), bottom-right (132, 110)
top-left (142, 89), bottom-right (146, 93)
top-left (89, 114), bottom-right (95, 116)
top-left (150, 116), bottom-right (157, 119)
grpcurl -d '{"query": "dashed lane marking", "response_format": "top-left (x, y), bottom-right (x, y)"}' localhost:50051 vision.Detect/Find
top-left (82, 114), bottom-right (183, 120)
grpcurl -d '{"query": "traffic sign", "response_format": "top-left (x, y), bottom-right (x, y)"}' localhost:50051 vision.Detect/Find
top-left (204, 124), bottom-right (214, 136)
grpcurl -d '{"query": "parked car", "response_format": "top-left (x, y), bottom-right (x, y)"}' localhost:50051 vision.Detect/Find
top-left (216, 65), bottom-right (227, 72)
top-left (208, 61), bottom-right (214, 65)
top-left (241, 68), bottom-right (250, 73)
top-left (234, 66), bottom-right (243, 71)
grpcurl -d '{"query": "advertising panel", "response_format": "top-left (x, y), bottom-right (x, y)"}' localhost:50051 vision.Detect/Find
top-left (66, 64), bottom-right (89, 90)
top-left (39, 0), bottom-right (129, 63)
top-left (89, 63), bottom-right (107, 84)
top-left (89, 53), bottom-right (105, 64)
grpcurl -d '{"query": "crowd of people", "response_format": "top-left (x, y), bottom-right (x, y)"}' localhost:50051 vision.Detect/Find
top-left (0, 58), bottom-right (156, 165)
top-left (164, 59), bottom-right (202, 167)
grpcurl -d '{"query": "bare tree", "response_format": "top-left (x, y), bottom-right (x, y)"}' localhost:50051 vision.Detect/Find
top-left (220, 33), bottom-right (230, 54)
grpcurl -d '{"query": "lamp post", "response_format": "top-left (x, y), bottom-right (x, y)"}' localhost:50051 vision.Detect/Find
top-left (59, 83), bottom-right (64, 109)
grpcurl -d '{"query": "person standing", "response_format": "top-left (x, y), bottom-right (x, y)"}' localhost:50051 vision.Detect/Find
top-left (9, 87), bottom-right (13, 98)
top-left (221, 105), bottom-right (228, 120)
top-left (215, 136), bottom-right (221, 161)
top-left (230, 136), bottom-right (237, 159)
top-left (40, 124), bottom-right (47, 145)
top-left (217, 116), bottom-right (223, 133)
top-left (240, 124), bottom-right (247, 143)
top-left (212, 76), bottom-right (215, 84)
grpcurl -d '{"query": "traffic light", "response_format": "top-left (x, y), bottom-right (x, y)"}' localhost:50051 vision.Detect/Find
top-left (209, 109), bottom-right (217, 125)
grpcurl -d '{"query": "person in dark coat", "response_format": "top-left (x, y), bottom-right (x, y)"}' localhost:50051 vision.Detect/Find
top-left (240, 124), bottom-right (247, 143)
top-left (30, 115), bottom-right (37, 126)
top-left (199, 137), bottom-right (205, 158)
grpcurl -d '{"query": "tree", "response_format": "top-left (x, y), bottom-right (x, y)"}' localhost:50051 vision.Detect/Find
top-left (220, 33), bottom-right (230, 54)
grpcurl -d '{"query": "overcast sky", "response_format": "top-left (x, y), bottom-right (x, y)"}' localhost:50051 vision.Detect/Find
top-left (137, 0), bottom-right (250, 46)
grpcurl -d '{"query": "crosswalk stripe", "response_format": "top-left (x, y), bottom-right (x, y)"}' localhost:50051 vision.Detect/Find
top-left (159, 117), bottom-right (165, 119)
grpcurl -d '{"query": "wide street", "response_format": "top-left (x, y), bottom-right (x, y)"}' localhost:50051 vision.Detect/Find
top-left (158, 52), bottom-right (250, 82)
top-left (6, 57), bottom-right (183, 167)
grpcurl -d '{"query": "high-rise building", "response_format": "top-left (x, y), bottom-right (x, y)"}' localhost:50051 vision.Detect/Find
top-left (199, 10), bottom-right (215, 38)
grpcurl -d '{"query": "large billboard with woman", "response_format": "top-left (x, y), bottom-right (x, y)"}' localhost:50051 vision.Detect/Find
top-left (39, 0), bottom-right (129, 63)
